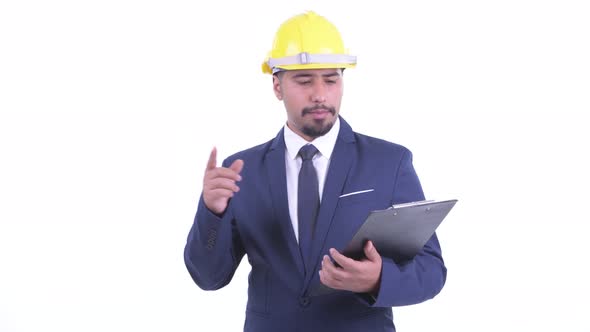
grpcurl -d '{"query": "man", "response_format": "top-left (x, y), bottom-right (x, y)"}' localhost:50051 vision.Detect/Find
top-left (184, 11), bottom-right (446, 332)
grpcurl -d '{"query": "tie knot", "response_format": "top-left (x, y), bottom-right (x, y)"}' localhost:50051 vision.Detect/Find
top-left (299, 144), bottom-right (319, 161)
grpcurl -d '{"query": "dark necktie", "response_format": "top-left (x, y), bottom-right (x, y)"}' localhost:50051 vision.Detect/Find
top-left (298, 144), bottom-right (320, 273)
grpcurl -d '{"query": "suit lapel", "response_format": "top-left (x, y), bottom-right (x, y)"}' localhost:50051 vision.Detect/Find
top-left (303, 118), bottom-right (356, 289)
top-left (265, 130), bottom-right (306, 278)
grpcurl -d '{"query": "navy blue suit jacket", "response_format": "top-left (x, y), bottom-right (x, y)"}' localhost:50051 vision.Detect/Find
top-left (184, 117), bottom-right (446, 332)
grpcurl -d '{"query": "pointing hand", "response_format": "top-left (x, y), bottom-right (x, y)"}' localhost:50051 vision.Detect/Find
top-left (202, 147), bottom-right (244, 215)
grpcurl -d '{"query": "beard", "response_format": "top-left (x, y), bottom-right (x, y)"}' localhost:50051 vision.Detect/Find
top-left (300, 105), bottom-right (337, 138)
top-left (301, 120), bottom-right (335, 138)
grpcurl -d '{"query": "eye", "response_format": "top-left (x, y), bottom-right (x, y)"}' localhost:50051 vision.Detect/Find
top-left (297, 80), bottom-right (312, 85)
top-left (325, 80), bottom-right (337, 84)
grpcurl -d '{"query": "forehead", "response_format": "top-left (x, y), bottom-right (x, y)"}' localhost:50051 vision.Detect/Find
top-left (283, 68), bottom-right (342, 79)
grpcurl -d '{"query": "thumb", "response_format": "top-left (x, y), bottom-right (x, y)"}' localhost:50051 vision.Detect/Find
top-left (230, 159), bottom-right (244, 175)
top-left (364, 241), bottom-right (380, 261)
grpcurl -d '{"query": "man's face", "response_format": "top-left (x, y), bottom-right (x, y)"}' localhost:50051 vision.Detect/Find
top-left (273, 68), bottom-right (343, 141)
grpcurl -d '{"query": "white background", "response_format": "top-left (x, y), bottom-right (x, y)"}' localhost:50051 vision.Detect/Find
top-left (1, 1), bottom-right (589, 331)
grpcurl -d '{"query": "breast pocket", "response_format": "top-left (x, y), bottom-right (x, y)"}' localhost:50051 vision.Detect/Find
top-left (331, 190), bottom-right (379, 255)
top-left (337, 189), bottom-right (376, 207)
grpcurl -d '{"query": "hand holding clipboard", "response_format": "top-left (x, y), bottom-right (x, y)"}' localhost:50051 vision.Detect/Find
top-left (310, 199), bottom-right (457, 296)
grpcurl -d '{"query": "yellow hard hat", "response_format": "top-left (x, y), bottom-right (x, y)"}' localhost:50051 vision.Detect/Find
top-left (261, 11), bottom-right (357, 74)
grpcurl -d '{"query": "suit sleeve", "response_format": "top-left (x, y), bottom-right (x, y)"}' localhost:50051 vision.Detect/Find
top-left (183, 160), bottom-right (246, 291)
top-left (370, 149), bottom-right (447, 307)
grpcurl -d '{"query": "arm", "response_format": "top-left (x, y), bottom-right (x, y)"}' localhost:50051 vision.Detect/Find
top-left (319, 148), bottom-right (447, 307)
top-left (183, 148), bottom-right (246, 290)
top-left (372, 148), bottom-right (447, 307)
top-left (184, 195), bottom-right (246, 290)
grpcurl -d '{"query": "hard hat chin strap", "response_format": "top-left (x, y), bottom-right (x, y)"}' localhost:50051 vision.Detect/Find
top-left (267, 52), bottom-right (357, 70)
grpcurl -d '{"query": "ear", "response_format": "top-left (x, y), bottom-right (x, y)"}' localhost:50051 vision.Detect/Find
top-left (272, 75), bottom-right (283, 101)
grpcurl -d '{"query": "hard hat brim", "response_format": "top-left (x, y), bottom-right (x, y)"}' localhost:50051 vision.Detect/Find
top-left (275, 63), bottom-right (356, 71)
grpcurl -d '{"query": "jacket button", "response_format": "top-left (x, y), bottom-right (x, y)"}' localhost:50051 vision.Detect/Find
top-left (299, 296), bottom-right (310, 307)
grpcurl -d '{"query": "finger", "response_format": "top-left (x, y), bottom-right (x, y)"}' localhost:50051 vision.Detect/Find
top-left (320, 256), bottom-right (345, 288)
top-left (229, 159), bottom-right (244, 176)
top-left (329, 248), bottom-right (357, 270)
top-left (205, 178), bottom-right (240, 193)
top-left (206, 188), bottom-right (237, 200)
top-left (205, 167), bottom-right (242, 182)
top-left (206, 147), bottom-right (217, 171)
top-left (363, 241), bottom-right (381, 262)
top-left (321, 254), bottom-right (336, 269)
top-left (321, 255), bottom-right (346, 281)
top-left (319, 268), bottom-right (341, 289)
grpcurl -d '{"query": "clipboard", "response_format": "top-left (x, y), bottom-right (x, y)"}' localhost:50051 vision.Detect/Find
top-left (309, 198), bottom-right (457, 296)
top-left (341, 199), bottom-right (457, 263)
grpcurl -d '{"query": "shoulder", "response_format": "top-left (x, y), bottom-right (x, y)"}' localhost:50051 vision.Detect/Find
top-left (352, 132), bottom-right (413, 160)
top-left (339, 117), bottom-right (412, 159)
top-left (221, 140), bottom-right (272, 166)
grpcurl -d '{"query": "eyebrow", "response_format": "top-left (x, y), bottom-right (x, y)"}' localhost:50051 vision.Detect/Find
top-left (292, 72), bottom-right (341, 79)
top-left (322, 72), bottom-right (341, 78)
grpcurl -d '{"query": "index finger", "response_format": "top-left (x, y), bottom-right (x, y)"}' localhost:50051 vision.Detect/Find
top-left (206, 147), bottom-right (217, 171)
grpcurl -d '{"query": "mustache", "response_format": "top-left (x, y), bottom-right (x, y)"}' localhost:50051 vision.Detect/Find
top-left (302, 105), bottom-right (336, 116)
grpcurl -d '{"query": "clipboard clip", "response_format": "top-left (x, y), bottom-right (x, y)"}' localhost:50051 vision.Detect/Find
top-left (391, 199), bottom-right (436, 209)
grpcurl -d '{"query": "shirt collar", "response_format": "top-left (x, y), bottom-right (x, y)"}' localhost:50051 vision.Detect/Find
top-left (284, 117), bottom-right (340, 160)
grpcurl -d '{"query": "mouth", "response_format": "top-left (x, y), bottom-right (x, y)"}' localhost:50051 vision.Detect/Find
top-left (307, 109), bottom-right (330, 114)
top-left (302, 106), bottom-right (335, 119)
top-left (305, 109), bottom-right (332, 120)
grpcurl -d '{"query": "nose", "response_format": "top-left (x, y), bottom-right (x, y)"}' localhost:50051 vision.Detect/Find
top-left (311, 81), bottom-right (327, 103)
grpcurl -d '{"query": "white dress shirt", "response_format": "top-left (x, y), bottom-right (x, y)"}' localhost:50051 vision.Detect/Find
top-left (283, 118), bottom-right (340, 242)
